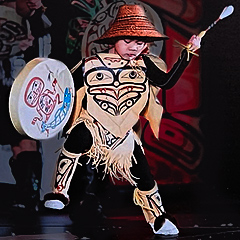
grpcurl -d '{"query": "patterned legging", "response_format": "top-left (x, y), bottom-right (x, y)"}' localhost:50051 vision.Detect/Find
top-left (64, 122), bottom-right (155, 191)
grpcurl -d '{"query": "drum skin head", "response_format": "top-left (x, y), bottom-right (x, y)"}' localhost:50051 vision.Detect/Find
top-left (9, 58), bottom-right (75, 140)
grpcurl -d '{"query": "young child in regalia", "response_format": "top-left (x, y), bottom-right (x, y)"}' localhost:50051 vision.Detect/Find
top-left (44, 4), bottom-right (201, 236)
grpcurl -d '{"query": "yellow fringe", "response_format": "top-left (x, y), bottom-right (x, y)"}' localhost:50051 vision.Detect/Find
top-left (133, 188), bottom-right (154, 211)
top-left (174, 40), bottom-right (199, 61)
top-left (71, 115), bottom-right (139, 186)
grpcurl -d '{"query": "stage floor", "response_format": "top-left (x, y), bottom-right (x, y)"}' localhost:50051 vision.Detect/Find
top-left (0, 183), bottom-right (240, 240)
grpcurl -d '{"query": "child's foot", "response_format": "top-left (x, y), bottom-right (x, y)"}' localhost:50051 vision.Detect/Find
top-left (150, 215), bottom-right (179, 235)
top-left (44, 193), bottom-right (69, 210)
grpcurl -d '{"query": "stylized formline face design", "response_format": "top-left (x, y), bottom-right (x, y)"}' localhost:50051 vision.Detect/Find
top-left (24, 77), bottom-right (58, 116)
top-left (39, 94), bottom-right (55, 115)
top-left (25, 77), bottom-right (44, 107)
top-left (85, 66), bottom-right (147, 116)
top-left (0, 20), bottom-right (27, 59)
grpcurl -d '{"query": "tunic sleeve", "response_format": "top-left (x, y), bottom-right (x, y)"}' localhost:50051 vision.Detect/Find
top-left (142, 49), bottom-right (193, 90)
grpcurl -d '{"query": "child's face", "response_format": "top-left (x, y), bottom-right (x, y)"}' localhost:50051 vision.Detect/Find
top-left (113, 39), bottom-right (147, 60)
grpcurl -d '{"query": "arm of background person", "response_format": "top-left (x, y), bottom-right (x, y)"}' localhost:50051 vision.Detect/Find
top-left (16, 0), bottom-right (43, 17)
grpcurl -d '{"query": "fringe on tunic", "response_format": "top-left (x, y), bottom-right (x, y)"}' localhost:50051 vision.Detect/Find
top-left (67, 111), bottom-right (142, 186)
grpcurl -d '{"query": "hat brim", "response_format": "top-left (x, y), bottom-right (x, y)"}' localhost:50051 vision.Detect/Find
top-left (94, 35), bottom-right (168, 44)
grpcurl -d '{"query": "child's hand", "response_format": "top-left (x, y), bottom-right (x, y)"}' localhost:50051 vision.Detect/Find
top-left (187, 35), bottom-right (201, 52)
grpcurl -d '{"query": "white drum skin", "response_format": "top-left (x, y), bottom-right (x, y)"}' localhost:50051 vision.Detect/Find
top-left (9, 58), bottom-right (75, 140)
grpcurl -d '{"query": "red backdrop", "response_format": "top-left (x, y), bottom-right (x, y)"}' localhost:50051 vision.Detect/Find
top-left (140, 0), bottom-right (203, 185)
top-left (113, 0), bottom-right (204, 185)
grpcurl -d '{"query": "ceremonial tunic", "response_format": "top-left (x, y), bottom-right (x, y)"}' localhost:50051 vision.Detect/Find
top-left (65, 50), bottom-right (191, 186)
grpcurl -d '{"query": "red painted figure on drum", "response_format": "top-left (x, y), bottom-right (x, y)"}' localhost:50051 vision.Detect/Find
top-left (24, 77), bottom-right (61, 125)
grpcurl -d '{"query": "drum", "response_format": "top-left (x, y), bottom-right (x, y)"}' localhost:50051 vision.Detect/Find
top-left (9, 58), bottom-right (75, 140)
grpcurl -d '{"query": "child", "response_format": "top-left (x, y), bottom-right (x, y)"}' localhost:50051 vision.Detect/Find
top-left (44, 4), bottom-right (201, 235)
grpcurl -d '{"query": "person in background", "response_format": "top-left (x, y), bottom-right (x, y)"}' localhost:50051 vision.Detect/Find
top-left (15, 0), bottom-right (106, 219)
top-left (0, 0), bottom-right (42, 212)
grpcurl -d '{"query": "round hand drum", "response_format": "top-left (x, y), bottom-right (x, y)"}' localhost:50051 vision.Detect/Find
top-left (9, 58), bottom-right (75, 140)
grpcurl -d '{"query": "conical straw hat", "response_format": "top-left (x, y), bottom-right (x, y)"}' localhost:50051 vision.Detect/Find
top-left (95, 4), bottom-right (168, 44)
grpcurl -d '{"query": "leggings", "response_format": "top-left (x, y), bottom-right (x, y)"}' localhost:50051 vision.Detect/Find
top-left (64, 122), bottom-right (155, 191)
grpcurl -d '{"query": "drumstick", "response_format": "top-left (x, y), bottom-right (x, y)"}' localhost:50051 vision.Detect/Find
top-left (175, 5), bottom-right (234, 56)
top-left (198, 5), bottom-right (234, 39)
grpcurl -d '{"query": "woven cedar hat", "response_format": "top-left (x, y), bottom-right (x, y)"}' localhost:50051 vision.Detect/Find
top-left (95, 4), bottom-right (168, 44)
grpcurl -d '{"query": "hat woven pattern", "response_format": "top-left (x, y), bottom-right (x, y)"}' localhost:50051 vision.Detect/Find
top-left (111, 17), bottom-right (157, 34)
top-left (95, 4), bottom-right (168, 43)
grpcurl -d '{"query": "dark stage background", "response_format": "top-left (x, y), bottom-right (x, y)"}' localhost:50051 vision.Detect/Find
top-left (139, 0), bottom-right (240, 196)
top-left (1, 0), bottom-right (240, 197)
top-left (200, 0), bottom-right (240, 195)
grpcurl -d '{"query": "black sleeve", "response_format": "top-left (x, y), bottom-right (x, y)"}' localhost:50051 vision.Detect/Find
top-left (71, 60), bottom-right (85, 91)
top-left (142, 49), bottom-right (193, 90)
